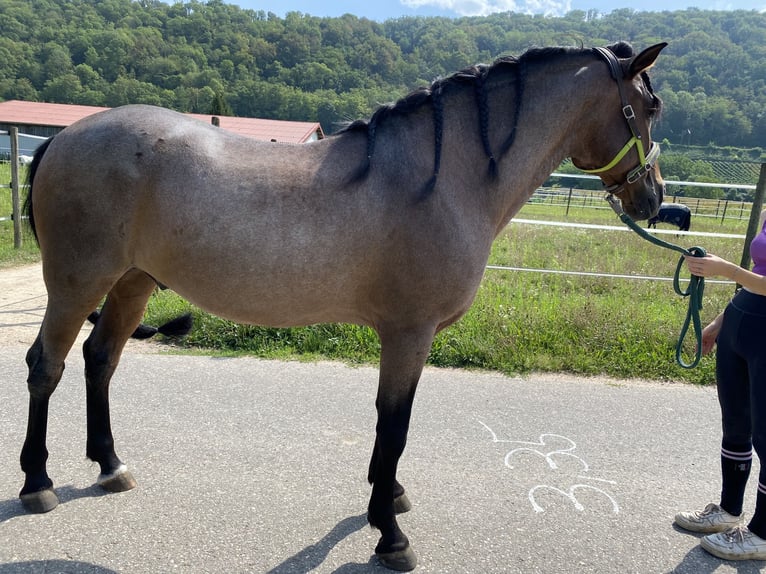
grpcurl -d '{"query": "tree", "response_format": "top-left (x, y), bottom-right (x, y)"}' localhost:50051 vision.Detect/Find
top-left (0, 0), bottom-right (763, 149)
top-left (209, 91), bottom-right (233, 116)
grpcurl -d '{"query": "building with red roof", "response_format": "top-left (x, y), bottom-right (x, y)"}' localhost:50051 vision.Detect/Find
top-left (0, 100), bottom-right (324, 156)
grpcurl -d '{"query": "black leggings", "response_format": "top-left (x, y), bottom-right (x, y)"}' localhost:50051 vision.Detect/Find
top-left (717, 289), bottom-right (766, 449)
top-left (716, 289), bottom-right (766, 534)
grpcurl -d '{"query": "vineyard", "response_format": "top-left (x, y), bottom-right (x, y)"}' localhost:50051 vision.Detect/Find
top-left (705, 159), bottom-right (761, 185)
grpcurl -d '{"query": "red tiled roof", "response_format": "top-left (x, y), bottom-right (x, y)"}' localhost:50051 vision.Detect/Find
top-left (0, 100), bottom-right (324, 143)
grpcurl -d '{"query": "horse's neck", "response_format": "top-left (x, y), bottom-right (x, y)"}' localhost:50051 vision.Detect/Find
top-left (481, 58), bottom-right (602, 234)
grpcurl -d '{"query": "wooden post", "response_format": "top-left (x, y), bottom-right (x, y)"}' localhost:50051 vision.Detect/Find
top-left (739, 163), bottom-right (766, 273)
top-left (10, 127), bottom-right (21, 248)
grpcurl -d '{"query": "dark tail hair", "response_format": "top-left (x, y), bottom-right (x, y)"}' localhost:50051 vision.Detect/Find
top-left (87, 311), bottom-right (194, 340)
top-left (23, 136), bottom-right (55, 245)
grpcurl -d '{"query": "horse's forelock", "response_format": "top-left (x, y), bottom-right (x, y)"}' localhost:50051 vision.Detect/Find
top-left (607, 41), bottom-right (635, 58)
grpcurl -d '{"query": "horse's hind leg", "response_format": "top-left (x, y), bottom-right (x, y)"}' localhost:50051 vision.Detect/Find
top-left (21, 293), bottom-right (108, 512)
top-left (82, 269), bottom-right (157, 493)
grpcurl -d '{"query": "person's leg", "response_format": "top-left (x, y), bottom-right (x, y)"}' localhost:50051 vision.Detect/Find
top-left (742, 312), bottom-right (766, 538)
top-left (675, 301), bottom-right (749, 534)
top-left (700, 293), bottom-right (766, 560)
top-left (715, 302), bottom-right (751, 517)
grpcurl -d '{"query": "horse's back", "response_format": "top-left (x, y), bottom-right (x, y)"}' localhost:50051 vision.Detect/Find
top-left (30, 105), bottom-right (485, 329)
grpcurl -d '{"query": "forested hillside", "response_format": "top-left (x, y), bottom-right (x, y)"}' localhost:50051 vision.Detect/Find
top-left (0, 0), bottom-right (764, 151)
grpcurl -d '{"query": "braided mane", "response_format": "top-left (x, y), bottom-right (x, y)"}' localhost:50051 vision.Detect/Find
top-left (338, 44), bottom-right (640, 199)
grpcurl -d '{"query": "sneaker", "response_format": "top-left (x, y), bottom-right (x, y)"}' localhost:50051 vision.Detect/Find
top-left (701, 525), bottom-right (766, 560)
top-left (675, 503), bottom-right (743, 533)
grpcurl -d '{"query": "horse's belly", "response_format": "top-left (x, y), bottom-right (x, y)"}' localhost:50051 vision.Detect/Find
top-left (154, 268), bottom-right (370, 328)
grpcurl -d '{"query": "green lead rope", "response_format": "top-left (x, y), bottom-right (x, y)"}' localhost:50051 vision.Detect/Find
top-left (605, 195), bottom-right (706, 369)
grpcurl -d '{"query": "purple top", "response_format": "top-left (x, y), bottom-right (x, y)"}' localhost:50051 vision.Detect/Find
top-left (751, 218), bottom-right (766, 276)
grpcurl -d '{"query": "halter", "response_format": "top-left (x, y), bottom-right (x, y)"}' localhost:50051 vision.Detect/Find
top-left (580, 47), bottom-right (661, 195)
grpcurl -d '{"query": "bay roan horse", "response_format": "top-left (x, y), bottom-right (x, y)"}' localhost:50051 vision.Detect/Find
top-left (21, 42), bottom-right (666, 570)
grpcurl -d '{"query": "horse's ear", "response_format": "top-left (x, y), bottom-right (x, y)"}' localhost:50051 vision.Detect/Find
top-left (628, 42), bottom-right (668, 79)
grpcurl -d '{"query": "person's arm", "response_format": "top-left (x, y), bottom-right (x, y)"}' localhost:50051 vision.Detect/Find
top-left (684, 253), bottom-right (766, 296)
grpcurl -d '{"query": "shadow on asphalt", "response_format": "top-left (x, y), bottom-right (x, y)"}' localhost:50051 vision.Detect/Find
top-left (0, 483), bottom-right (111, 526)
top-left (0, 560), bottom-right (118, 573)
top-left (266, 513), bottom-right (389, 573)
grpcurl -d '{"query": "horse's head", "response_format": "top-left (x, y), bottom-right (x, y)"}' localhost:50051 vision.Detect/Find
top-left (572, 43), bottom-right (667, 220)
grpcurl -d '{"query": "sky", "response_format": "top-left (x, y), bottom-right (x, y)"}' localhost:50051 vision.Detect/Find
top-left (230, 0), bottom-right (765, 20)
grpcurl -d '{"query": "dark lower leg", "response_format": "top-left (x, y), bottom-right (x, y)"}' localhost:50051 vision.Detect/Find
top-left (368, 400), bottom-right (417, 571)
top-left (368, 438), bottom-right (409, 508)
top-left (83, 269), bottom-right (156, 484)
top-left (19, 337), bottom-right (67, 511)
top-left (719, 440), bottom-right (752, 516)
top-left (84, 338), bottom-right (124, 476)
top-left (20, 397), bottom-right (54, 496)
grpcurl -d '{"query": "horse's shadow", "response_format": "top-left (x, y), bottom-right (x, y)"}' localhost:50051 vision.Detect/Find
top-left (267, 513), bottom-right (389, 573)
top-left (1, 489), bottom-right (383, 572)
top-left (0, 484), bottom-right (108, 524)
top-left (0, 560), bottom-right (118, 573)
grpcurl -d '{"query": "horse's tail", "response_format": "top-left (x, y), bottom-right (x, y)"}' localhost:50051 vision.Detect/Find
top-left (87, 311), bottom-right (194, 340)
top-left (23, 136), bottom-right (55, 245)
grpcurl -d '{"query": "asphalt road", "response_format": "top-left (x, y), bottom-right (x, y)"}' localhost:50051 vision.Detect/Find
top-left (0, 343), bottom-right (764, 574)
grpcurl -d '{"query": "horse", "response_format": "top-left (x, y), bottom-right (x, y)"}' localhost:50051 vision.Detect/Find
top-left (648, 202), bottom-right (691, 231)
top-left (19, 42), bottom-right (666, 571)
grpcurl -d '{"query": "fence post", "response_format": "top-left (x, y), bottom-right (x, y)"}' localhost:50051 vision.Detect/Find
top-left (565, 187), bottom-right (573, 216)
top-left (10, 127), bottom-right (21, 248)
top-left (739, 163), bottom-right (766, 273)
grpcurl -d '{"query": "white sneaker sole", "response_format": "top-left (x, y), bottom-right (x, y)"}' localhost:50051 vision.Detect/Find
top-left (701, 537), bottom-right (766, 560)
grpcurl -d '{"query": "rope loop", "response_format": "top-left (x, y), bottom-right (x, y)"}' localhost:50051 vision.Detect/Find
top-left (607, 196), bottom-right (707, 368)
top-left (672, 246), bottom-right (706, 368)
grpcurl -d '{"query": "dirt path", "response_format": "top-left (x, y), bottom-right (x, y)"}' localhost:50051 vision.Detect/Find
top-left (0, 263), bottom-right (50, 347)
top-left (0, 263), bottom-right (158, 351)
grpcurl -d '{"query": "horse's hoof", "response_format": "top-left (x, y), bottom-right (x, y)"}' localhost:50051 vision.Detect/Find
top-left (377, 546), bottom-right (418, 571)
top-left (97, 464), bottom-right (137, 493)
top-left (20, 488), bottom-right (59, 513)
top-left (394, 493), bottom-right (412, 514)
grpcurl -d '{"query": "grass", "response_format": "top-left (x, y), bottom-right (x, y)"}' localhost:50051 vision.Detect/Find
top-left (0, 160), bottom-right (747, 384)
top-left (0, 163), bottom-right (38, 268)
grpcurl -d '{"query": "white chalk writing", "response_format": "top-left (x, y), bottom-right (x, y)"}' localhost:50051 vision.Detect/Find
top-left (479, 421), bottom-right (619, 514)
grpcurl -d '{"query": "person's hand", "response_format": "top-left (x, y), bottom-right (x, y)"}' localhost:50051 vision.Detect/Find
top-left (699, 320), bottom-right (720, 355)
top-left (684, 253), bottom-right (738, 280)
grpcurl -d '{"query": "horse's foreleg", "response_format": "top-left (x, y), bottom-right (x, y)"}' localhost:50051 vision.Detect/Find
top-left (83, 270), bottom-right (156, 493)
top-left (368, 443), bottom-right (412, 514)
top-left (368, 326), bottom-right (434, 572)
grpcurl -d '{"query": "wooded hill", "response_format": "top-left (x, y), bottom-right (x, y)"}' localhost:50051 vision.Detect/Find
top-left (1, 0), bottom-right (764, 156)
